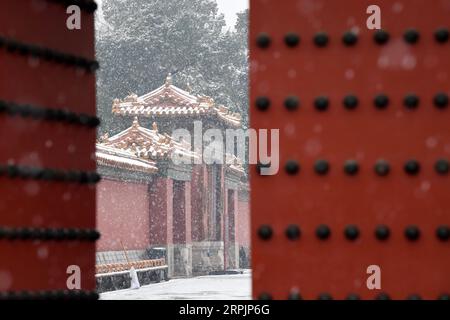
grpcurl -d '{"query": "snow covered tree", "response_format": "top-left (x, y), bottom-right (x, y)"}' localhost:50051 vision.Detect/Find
top-left (96, 0), bottom-right (248, 132)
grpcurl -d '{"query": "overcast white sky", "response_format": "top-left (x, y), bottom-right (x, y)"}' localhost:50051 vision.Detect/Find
top-left (96, 0), bottom-right (248, 29)
top-left (217, 0), bottom-right (249, 28)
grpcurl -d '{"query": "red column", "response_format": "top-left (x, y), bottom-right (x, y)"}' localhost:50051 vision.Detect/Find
top-left (225, 188), bottom-right (239, 269)
top-left (149, 177), bottom-right (173, 246)
top-left (191, 165), bottom-right (206, 241)
top-left (185, 181), bottom-right (192, 244)
top-left (228, 189), bottom-right (237, 243)
top-left (173, 180), bottom-right (186, 243)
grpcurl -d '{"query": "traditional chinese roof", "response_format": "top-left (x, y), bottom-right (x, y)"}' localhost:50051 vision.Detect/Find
top-left (96, 144), bottom-right (158, 174)
top-left (97, 118), bottom-right (245, 177)
top-left (111, 74), bottom-right (241, 127)
top-left (96, 117), bottom-right (198, 172)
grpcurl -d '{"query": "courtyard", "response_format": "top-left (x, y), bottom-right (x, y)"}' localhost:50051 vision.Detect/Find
top-left (100, 271), bottom-right (251, 300)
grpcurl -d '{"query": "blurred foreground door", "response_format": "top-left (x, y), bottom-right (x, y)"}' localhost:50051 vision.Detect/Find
top-left (250, 0), bottom-right (450, 300)
top-left (0, 0), bottom-right (99, 299)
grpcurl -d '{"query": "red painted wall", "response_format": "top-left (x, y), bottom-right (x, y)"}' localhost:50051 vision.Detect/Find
top-left (96, 179), bottom-right (150, 251)
top-left (97, 169), bottom-right (249, 252)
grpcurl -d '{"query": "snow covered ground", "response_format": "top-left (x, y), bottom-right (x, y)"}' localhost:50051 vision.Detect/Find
top-left (100, 270), bottom-right (252, 300)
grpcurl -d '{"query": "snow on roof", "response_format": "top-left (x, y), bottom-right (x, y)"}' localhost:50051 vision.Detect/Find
top-left (96, 117), bottom-right (199, 173)
top-left (111, 74), bottom-right (241, 127)
top-left (96, 144), bottom-right (158, 174)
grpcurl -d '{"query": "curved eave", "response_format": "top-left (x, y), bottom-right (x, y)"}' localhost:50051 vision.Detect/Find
top-left (112, 107), bottom-right (242, 127)
top-left (96, 145), bottom-right (158, 174)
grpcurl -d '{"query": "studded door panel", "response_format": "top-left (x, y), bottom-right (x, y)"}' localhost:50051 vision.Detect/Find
top-left (250, 0), bottom-right (450, 300)
top-left (0, 0), bottom-right (100, 299)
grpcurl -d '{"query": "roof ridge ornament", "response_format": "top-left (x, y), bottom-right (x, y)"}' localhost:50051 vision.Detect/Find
top-left (99, 132), bottom-right (109, 143)
top-left (165, 73), bottom-right (172, 87)
top-left (132, 116), bottom-right (140, 129)
top-left (186, 82), bottom-right (193, 93)
top-left (124, 93), bottom-right (138, 103)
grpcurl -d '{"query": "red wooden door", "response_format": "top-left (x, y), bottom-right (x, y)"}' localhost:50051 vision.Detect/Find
top-left (0, 0), bottom-right (99, 299)
top-left (250, 0), bottom-right (450, 300)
